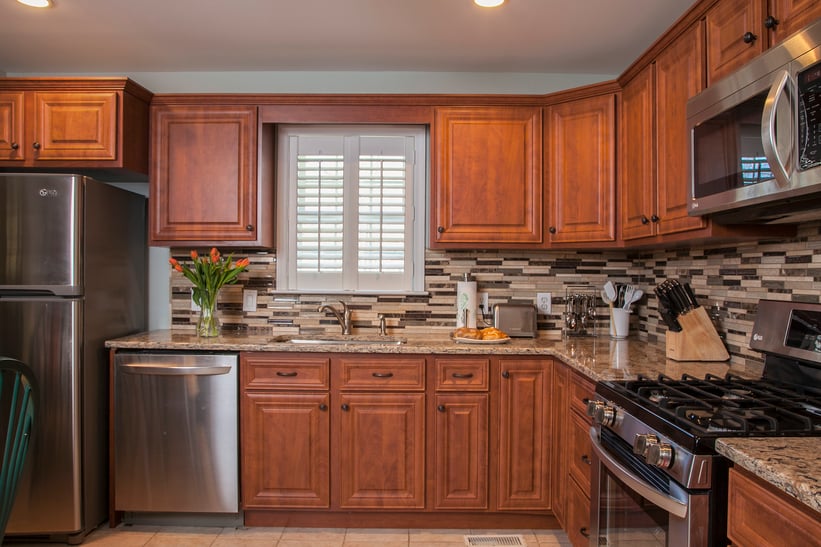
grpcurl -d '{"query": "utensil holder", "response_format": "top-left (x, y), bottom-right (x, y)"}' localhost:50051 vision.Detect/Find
top-left (665, 306), bottom-right (730, 361)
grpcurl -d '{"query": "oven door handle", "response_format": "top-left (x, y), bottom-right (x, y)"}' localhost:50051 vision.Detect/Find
top-left (589, 428), bottom-right (688, 519)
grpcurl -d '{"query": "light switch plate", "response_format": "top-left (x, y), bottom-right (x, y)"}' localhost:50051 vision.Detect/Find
top-left (242, 289), bottom-right (257, 312)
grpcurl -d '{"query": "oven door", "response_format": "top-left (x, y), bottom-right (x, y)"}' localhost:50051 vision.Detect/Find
top-left (589, 427), bottom-right (718, 547)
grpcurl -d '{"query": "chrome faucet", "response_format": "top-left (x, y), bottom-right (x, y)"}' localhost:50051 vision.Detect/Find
top-left (318, 300), bottom-right (352, 334)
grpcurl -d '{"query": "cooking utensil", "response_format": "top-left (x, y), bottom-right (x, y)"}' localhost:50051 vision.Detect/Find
top-left (603, 281), bottom-right (617, 304)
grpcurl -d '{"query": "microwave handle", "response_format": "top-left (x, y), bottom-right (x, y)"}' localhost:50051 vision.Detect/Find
top-left (761, 70), bottom-right (793, 188)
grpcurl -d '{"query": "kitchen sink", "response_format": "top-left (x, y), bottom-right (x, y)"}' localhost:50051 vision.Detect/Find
top-left (271, 334), bottom-right (406, 346)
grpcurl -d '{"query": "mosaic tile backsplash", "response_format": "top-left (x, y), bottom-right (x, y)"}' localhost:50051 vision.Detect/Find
top-left (170, 221), bottom-right (821, 369)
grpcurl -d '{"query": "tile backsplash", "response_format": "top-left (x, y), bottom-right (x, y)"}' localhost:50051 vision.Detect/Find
top-left (170, 221), bottom-right (821, 369)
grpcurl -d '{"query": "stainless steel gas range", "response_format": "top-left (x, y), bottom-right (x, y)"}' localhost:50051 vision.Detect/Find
top-left (587, 299), bottom-right (821, 547)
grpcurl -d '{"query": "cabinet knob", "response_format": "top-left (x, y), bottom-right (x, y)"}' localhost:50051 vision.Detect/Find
top-left (581, 454), bottom-right (592, 465)
top-left (245, 224), bottom-right (254, 231)
top-left (502, 370), bottom-right (510, 379)
top-left (437, 226), bottom-right (444, 233)
top-left (742, 31), bottom-right (757, 44)
top-left (32, 141), bottom-right (41, 150)
top-left (650, 214), bottom-right (660, 223)
top-left (640, 215), bottom-right (649, 225)
top-left (319, 403), bottom-right (328, 411)
top-left (580, 527), bottom-right (590, 538)
top-left (764, 15), bottom-right (779, 29)
top-left (548, 226), bottom-right (556, 234)
top-left (341, 403), bottom-right (350, 411)
top-left (437, 404), bottom-right (446, 413)
top-left (10, 142), bottom-right (18, 151)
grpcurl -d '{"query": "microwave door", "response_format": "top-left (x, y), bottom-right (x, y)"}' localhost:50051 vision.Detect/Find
top-left (761, 70), bottom-right (795, 188)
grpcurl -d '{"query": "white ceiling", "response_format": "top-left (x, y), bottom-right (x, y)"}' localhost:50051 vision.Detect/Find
top-left (0, 0), bottom-right (695, 76)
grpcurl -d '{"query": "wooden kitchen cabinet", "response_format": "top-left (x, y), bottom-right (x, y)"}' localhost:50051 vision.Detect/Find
top-left (545, 94), bottom-right (616, 245)
top-left (432, 357), bottom-right (490, 510)
top-left (727, 466), bottom-right (821, 547)
top-left (767, 0), bottom-right (821, 43)
top-left (149, 102), bottom-right (275, 248)
top-left (496, 357), bottom-right (552, 511)
top-left (431, 106), bottom-right (544, 249)
top-left (0, 77), bottom-right (151, 177)
top-left (241, 353), bottom-right (331, 509)
top-left (332, 355), bottom-right (426, 509)
top-left (706, 0), bottom-right (766, 85)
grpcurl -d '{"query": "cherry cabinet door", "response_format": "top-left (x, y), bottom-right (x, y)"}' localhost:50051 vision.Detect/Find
top-left (546, 94), bottom-right (616, 244)
top-left (0, 92), bottom-right (24, 161)
top-left (334, 392), bottom-right (425, 509)
top-left (706, 0), bottom-right (765, 85)
top-left (32, 91), bottom-right (118, 161)
top-left (768, 0), bottom-right (821, 45)
top-left (431, 106), bottom-right (543, 248)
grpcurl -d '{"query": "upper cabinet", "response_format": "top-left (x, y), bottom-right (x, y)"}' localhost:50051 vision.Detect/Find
top-left (545, 93), bottom-right (616, 246)
top-left (706, 0), bottom-right (821, 84)
top-left (0, 78), bottom-right (152, 179)
top-left (431, 106), bottom-right (544, 249)
top-left (149, 102), bottom-right (275, 248)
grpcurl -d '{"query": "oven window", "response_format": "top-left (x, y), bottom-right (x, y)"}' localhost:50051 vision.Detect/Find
top-left (598, 470), bottom-right (668, 546)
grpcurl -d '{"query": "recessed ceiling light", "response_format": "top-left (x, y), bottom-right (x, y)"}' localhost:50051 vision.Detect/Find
top-left (17, 0), bottom-right (52, 7)
top-left (474, 0), bottom-right (504, 7)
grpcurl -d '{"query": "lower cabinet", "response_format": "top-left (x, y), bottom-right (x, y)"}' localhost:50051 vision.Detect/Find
top-left (240, 351), bottom-right (554, 522)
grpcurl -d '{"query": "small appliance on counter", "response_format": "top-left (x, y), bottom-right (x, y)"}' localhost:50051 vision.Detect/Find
top-left (654, 279), bottom-right (729, 361)
top-left (493, 303), bottom-right (537, 337)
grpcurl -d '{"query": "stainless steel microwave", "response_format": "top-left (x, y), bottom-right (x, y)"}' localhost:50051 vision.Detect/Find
top-left (686, 18), bottom-right (821, 223)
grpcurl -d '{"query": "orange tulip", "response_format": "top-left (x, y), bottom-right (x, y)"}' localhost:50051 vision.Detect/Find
top-left (210, 247), bottom-right (220, 263)
top-left (190, 250), bottom-right (198, 260)
top-left (168, 258), bottom-right (183, 272)
top-left (236, 258), bottom-right (250, 268)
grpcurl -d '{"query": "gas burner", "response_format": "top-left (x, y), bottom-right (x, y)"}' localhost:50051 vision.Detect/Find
top-left (721, 388), bottom-right (753, 400)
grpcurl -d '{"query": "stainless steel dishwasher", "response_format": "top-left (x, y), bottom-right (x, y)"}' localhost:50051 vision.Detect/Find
top-left (113, 352), bottom-right (238, 513)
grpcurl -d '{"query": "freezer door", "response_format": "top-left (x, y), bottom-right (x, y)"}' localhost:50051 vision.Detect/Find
top-left (0, 174), bottom-right (83, 294)
top-left (114, 352), bottom-right (239, 513)
top-left (0, 298), bottom-right (84, 534)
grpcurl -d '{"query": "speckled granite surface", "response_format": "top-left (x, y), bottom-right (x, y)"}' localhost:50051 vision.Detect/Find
top-left (108, 330), bottom-right (821, 512)
top-left (715, 438), bottom-right (821, 514)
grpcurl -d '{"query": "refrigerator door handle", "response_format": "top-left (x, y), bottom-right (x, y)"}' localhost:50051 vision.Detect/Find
top-left (120, 363), bottom-right (233, 376)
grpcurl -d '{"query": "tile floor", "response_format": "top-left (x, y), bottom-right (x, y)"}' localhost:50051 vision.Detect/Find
top-left (6, 524), bottom-right (573, 547)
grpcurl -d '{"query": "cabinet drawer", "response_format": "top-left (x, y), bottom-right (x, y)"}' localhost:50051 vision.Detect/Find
top-left (568, 410), bottom-right (593, 492)
top-left (241, 353), bottom-right (330, 390)
top-left (434, 357), bottom-right (489, 391)
top-left (566, 475), bottom-right (592, 547)
top-left (569, 370), bottom-right (595, 418)
top-left (335, 356), bottom-right (425, 390)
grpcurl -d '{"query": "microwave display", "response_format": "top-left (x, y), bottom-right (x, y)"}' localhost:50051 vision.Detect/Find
top-left (798, 60), bottom-right (821, 171)
top-left (691, 90), bottom-right (777, 198)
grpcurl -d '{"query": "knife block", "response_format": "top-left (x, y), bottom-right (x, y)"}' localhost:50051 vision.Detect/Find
top-left (665, 306), bottom-right (730, 361)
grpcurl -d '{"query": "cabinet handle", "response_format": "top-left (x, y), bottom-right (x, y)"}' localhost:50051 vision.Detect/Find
top-left (742, 31), bottom-right (757, 44)
top-left (451, 372), bottom-right (474, 379)
top-left (640, 215), bottom-right (649, 225)
top-left (245, 224), bottom-right (254, 231)
top-left (437, 226), bottom-right (444, 233)
top-left (764, 15), bottom-right (779, 29)
top-left (548, 226), bottom-right (556, 234)
top-left (437, 404), bottom-right (446, 412)
top-left (319, 403), bottom-right (328, 411)
top-left (32, 141), bottom-right (41, 150)
top-left (372, 372), bottom-right (394, 378)
top-left (341, 403), bottom-right (350, 411)
top-left (580, 527), bottom-right (590, 538)
top-left (650, 214), bottom-right (660, 223)
top-left (581, 454), bottom-right (592, 465)
top-left (276, 371), bottom-right (298, 377)
top-left (502, 370), bottom-right (510, 379)
top-left (10, 142), bottom-right (18, 150)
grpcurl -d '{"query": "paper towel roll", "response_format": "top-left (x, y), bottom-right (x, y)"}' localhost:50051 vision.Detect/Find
top-left (456, 280), bottom-right (477, 328)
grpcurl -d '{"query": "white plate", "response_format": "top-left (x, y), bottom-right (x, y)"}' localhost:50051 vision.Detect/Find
top-left (452, 336), bottom-right (511, 345)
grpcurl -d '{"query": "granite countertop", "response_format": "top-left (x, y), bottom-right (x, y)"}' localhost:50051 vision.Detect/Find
top-left (715, 437), bottom-right (821, 514)
top-left (108, 329), bottom-right (820, 514)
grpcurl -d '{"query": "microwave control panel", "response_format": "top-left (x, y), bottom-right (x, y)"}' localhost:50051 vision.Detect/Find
top-left (798, 60), bottom-right (821, 170)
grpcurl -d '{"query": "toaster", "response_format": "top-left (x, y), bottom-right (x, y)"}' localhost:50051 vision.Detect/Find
top-left (493, 303), bottom-right (537, 338)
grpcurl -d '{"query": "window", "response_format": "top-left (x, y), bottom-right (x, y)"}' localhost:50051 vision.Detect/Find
top-left (277, 125), bottom-right (427, 293)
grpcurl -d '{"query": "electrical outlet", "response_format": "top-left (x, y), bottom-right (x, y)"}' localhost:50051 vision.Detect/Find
top-left (479, 292), bottom-right (489, 314)
top-left (536, 292), bottom-right (552, 314)
top-left (242, 289), bottom-right (258, 312)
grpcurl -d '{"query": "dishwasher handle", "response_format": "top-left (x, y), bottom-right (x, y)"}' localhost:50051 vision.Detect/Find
top-left (120, 363), bottom-right (233, 376)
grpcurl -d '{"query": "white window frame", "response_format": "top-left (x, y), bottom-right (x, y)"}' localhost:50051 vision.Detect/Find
top-left (276, 125), bottom-right (427, 294)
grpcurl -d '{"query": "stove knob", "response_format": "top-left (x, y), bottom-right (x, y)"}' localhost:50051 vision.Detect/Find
top-left (633, 434), bottom-right (658, 457)
top-left (646, 442), bottom-right (674, 469)
top-left (594, 405), bottom-right (617, 427)
top-left (586, 399), bottom-right (604, 418)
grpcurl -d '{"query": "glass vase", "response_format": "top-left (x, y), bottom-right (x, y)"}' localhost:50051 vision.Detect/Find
top-left (196, 293), bottom-right (220, 337)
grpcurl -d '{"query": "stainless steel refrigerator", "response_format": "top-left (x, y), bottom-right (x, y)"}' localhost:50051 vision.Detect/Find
top-left (0, 173), bottom-right (147, 542)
